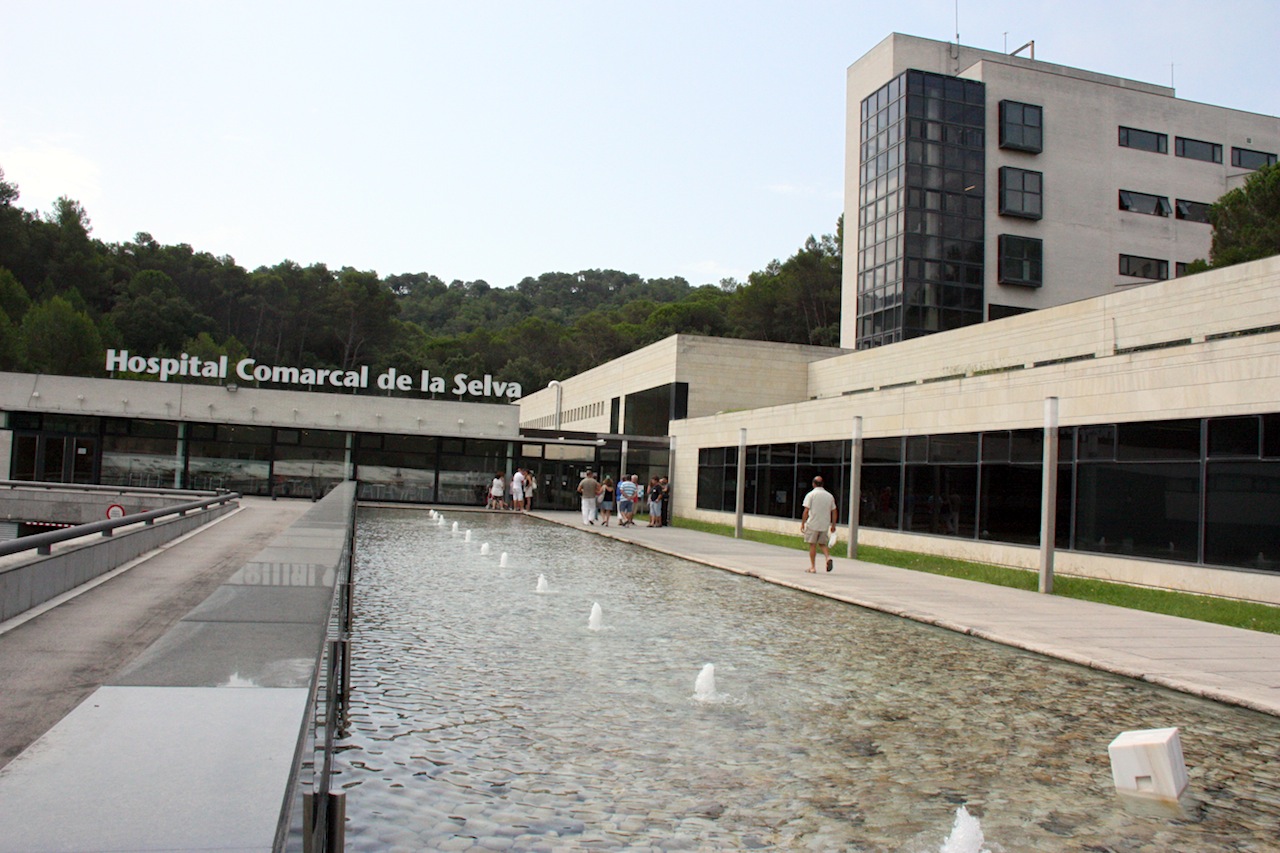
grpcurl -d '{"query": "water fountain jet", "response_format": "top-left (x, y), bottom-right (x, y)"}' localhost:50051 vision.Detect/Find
top-left (588, 602), bottom-right (603, 630)
top-left (480, 543), bottom-right (491, 555)
top-left (499, 552), bottom-right (508, 567)
top-left (692, 663), bottom-right (717, 702)
top-left (536, 574), bottom-right (548, 593)
top-left (939, 805), bottom-right (987, 853)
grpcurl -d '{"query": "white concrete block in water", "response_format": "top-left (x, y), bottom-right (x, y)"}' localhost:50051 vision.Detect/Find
top-left (1108, 727), bottom-right (1188, 801)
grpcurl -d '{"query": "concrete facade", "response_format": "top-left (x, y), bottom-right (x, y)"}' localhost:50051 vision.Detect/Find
top-left (518, 335), bottom-right (844, 433)
top-left (842, 33), bottom-right (1280, 349)
top-left (664, 255), bottom-right (1280, 604)
top-left (0, 372), bottom-right (519, 443)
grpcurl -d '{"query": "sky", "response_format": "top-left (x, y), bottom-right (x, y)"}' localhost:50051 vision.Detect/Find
top-left (2, 1), bottom-right (1278, 289)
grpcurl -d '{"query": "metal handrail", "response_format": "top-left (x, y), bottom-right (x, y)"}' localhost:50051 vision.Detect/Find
top-left (0, 493), bottom-right (241, 557)
top-left (0, 479), bottom-right (223, 499)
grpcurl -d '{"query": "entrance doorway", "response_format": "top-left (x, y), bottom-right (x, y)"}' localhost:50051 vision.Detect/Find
top-left (12, 434), bottom-right (98, 484)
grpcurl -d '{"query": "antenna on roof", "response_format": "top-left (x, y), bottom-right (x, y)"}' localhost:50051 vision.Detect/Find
top-left (1010, 39), bottom-right (1035, 60)
top-left (950, 0), bottom-right (961, 71)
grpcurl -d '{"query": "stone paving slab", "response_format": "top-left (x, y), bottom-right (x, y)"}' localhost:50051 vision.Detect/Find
top-left (532, 511), bottom-right (1280, 717)
top-left (0, 686), bottom-right (308, 853)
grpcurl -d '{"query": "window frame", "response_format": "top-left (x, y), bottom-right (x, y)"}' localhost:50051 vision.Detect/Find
top-left (1232, 147), bottom-right (1278, 170)
top-left (999, 100), bottom-right (1043, 153)
top-left (997, 234), bottom-right (1043, 288)
top-left (1175, 136), bottom-right (1223, 164)
top-left (998, 166), bottom-right (1043, 220)
top-left (1175, 199), bottom-right (1211, 223)
top-left (1118, 189), bottom-right (1172, 217)
top-left (1119, 254), bottom-right (1169, 281)
top-left (1118, 126), bottom-right (1168, 154)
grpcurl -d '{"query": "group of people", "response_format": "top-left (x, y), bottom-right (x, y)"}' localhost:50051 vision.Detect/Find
top-left (486, 468), bottom-right (537, 511)
top-left (576, 470), bottom-right (669, 528)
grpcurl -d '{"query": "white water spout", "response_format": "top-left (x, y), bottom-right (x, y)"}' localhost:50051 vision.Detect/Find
top-left (480, 542), bottom-right (491, 555)
top-left (451, 521), bottom-right (459, 532)
top-left (692, 663), bottom-right (717, 702)
top-left (536, 574), bottom-right (549, 593)
top-left (464, 529), bottom-right (472, 542)
top-left (500, 552), bottom-right (509, 567)
top-left (588, 602), bottom-right (603, 631)
top-left (939, 805), bottom-right (987, 853)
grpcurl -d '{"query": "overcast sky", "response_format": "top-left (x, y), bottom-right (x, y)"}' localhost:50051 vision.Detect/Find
top-left (2, 1), bottom-right (1277, 288)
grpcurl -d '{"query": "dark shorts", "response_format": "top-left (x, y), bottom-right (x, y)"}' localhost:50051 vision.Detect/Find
top-left (618, 499), bottom-right (634, 512)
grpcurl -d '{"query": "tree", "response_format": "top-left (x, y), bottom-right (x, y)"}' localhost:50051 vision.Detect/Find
top-left (110, 269), bottom-right (211, 354)
top-left (323, 268), bottom-right (398, 369)
top-left (0, 266), bottom-right (31, 321)
top-left (21, 295), bottom-right (104, 375)
top-left (43, 196), bottom-right (112, 312)
top-left (1204, 163), bottom-right (1280, 269)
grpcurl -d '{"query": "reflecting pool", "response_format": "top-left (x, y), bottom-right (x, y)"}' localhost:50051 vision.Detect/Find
top-left (336, 509), bottom-right (1280, 851)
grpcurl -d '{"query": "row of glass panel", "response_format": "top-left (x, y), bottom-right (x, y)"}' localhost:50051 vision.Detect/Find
top-left (695, 416), bottom-right (1280, 572)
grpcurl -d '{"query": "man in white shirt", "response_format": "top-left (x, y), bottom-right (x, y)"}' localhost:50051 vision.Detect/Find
top-left (800, 476), bottom-right (838, 573)
top-left (511, 468), bottom-right (526, 511)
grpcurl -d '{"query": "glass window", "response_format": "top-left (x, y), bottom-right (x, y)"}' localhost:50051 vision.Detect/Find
top-left (1073, 462), bottom-right (1200, 561)
top-left (1175, 199), bottom-right (1211, 223)
top-left (999, 100), bottom-right (1042, 153)
top-left (928, 433), bottom-right (978, 463)
top-left (1118, 126), bottom-right (1167, 154)
top-left (1119, 190), bottom-right (1172, 216)
top-left (1232, 147), bottom-right (1277, 170)
top-left (1009, 429), bottom-right (1044, 463)
top-left (1175, 136), bottom-right (1222, 163)
top-left (904, 464), bottom-right (977, 537)
top-left (1119, 254), bottom-right (1169, 280)
top-left (998, 167), bottom-right (1042, 219)
top-left (101, 428), bottom-right (180, 488)
top-left (998, 234), bottom-right (1043, 287)
top-left (1208, 416), bottom-right (1259, 457)
top-left (978, 464), bottom-right (1043, 545)
top-left (1205, 461), bottom-right (1280, 569)
top-left (863, 437), bottom-right (903, 463)
top-left (1116, 419), bottom-right (1200, 461)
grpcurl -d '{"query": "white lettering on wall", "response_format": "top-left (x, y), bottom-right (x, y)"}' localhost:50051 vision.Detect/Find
top-left (104, 349), bottom-right (522, 399)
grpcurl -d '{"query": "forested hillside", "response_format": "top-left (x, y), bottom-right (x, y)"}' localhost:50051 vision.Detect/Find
top-left (0, 167), bottom-right (842, 396)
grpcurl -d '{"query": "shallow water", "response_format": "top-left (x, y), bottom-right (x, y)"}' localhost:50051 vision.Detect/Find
top-left (336, 509), bottom-right (1280, 851)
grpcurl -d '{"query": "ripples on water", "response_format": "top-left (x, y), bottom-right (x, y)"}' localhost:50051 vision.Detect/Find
top-left (336, 509), bottom-right (1280, 851)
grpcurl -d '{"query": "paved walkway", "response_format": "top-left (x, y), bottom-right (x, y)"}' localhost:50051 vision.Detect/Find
top-left (531, 511), bottom-right (1280, 718)
top-left (0, 496), bottom-right (314, 770)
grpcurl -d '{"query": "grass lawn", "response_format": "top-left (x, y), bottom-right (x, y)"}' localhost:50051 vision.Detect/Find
top-left (660, 515), bottom-right (1280, 635)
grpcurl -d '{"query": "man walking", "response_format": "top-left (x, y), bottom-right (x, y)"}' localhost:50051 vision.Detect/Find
top-left (800, 475), bottom-right (838, 573)
top-left (577, 469), bottom-right (601, 525)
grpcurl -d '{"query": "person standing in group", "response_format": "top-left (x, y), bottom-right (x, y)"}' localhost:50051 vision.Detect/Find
top-left (510, 467), bottom-right (526, 512)
top-left (616, 474), bottom-right (640, 526)
top-left (599, 476), bottom-right (616, 526)
top-left (488, 472), bottom-right (505, 510)
top-left (800, 475), bottom-right (838, 572)
top-left (577, 469), bottom-right (601, 525)
top-left (658, 477), bottom-right (671, 526)
top-left (523, 469), bottom-right (537, 512)
top-left (647, 476), bottom-right (664, 527)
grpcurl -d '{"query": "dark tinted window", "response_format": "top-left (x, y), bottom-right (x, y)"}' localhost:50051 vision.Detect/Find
top-left (1119, 126), bottom-right (1167, 153)
top-left (1175, 136), bottom-right (1222, 163)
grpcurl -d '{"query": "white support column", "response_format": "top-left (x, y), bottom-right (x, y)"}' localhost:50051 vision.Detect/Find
top-left (1039, 396), bottom-right (1060, 594)
top-left (848, 416), bottom-right (863, 558)
top-left (734, 428), bottom-right (747, 539)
